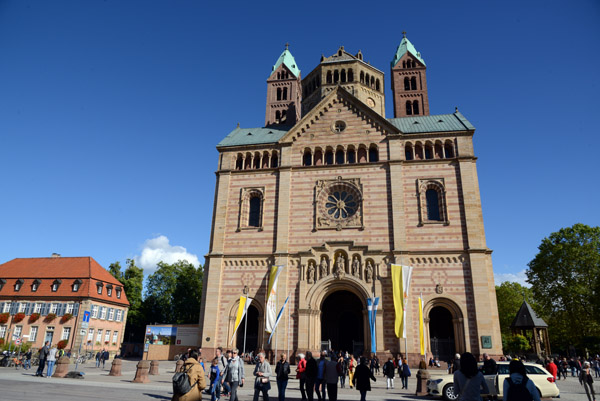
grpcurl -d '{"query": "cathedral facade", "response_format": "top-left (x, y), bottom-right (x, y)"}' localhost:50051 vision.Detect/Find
top-left (199, 35), bottom-right (502, 362)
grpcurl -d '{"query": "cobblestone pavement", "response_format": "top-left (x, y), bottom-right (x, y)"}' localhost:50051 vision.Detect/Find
top-left (0, 360), bottom-right (592, 401)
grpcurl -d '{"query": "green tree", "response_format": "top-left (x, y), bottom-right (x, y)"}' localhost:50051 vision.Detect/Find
top-left (495, 282), bottom-right (540, 335)
top-left (527, 223), bottom-right (600, 349)
top-left (108, 259), bottom-right (145, 341)
top-left (504, 333), bottom-right (531, 354)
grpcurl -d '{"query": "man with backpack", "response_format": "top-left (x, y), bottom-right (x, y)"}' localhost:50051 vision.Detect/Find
top-left (172, 350), bottom-right (206, 401)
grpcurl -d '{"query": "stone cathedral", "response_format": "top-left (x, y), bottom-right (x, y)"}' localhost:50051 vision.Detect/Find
top-left (199, 34), bottom-right (502, 363)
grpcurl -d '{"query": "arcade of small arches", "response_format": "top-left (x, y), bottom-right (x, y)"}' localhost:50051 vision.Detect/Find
top-left (401, 59), bottom-right (419, 69)
top-left (234, 150), bottom-right (279, 170)
top-left (276, 71), bottom-right (291, 80)
top-left (275, 87), bottom-right (289, 101)
top-left (405, 140), bottom-right (456, 161)
top-left (303, 68), bottom-right (383, 99)
top-left (302, 144), bottom-right (379, 166)
top-left (405, 100), bottom-right (421, 115)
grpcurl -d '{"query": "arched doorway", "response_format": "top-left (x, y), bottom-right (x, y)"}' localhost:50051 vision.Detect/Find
top-left (429, 306), bottom-right (455, 362)
top-left (236, 305), bottom-right (259, 354)
top-left (321, 290), bottom-right (364, 355)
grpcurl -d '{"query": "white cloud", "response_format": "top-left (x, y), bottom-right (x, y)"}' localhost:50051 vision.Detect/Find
top-left (494, 269), bottom-right (530, 287)
top-left (136, 235), bottom-right (200, 273)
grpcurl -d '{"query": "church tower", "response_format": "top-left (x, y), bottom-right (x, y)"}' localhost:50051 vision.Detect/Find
top-left (265, 45), bottom-right (301, 126)
top-left (391, 33), bottom-right (430, 117)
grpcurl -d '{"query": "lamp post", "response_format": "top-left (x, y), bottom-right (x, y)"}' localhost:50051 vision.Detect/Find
top-left (242, 286), bottom-right (249, 357)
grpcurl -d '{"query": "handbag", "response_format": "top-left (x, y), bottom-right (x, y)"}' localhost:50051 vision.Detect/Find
top-left (261, 377), bottom-right (269, 384)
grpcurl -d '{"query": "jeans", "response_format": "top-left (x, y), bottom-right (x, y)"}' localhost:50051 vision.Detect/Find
top-left (253, 387), bottom-right (269, 401)
top-left (326, 382), bottom-right (337, 401)
top-left (23, 359), bottom-right (31, 370)
top-left (339, 374), bottom-right (346, 388)
top-left (229, 381), bottom-right (239, 401)
top-left (36, 359), bottom-right (46, 376)
top-left (360, 389), bottom-right (367, 401)
top-left (222, 381), bottom-right (231, 394)
top-left (299, 376), bottom-right (307, 399)
top-left (401, 376), bottom-right (408, 389)
top-left (315, 378), bottom-right (326, 400)
top-left (47, 360), bottom-right (56, 377)
top-left (96, 358), bottom-right (101, 367)
top-left (211, 380), bottom-right (221, 401)
top-left (277, 379), bottom-right (288, 401)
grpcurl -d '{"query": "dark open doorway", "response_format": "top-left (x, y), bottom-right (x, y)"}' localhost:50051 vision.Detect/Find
top-left (321, 290), bottom-right (364, 355)
top-left (236, 305), bottom-right (259, 354)
top-left (429, 305), bottom-right (455, 362)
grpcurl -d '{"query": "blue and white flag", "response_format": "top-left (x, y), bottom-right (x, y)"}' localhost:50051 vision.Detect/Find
top-left (367, 297), bottom-right (380, 354)
top-left (268, 294), bottom-right (290, 344)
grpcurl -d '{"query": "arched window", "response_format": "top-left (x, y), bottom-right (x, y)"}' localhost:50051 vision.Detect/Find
top-left (370, 76), bottom-right (375, 88)
top-left (335, 148), bottom-right (345, 164)
top-left (414, 143), bottom-right (424, 160)
top-left (253, 153), bottom-right (261, 169)
top-left (303, 150), bottom-right (312, 166)
top-left (365, 73), bottom-right (370, 87)
top-left (413, 100), bottom-right (420, 115)
top-left (426, 189), bottom-right (441, 221)
top-left (262, 152), bottom-right (270, 168)
top-left (348, 69), bottom-right (354, 82)
top-left (368, 145), bottom-right (379, 162)
top-left (357, 147), bottom-right (367, 163)
top-left (327, 71), bottom-right (332, 84)
top-left (376, 79), bottom-right (380, 92)
top-left (404, 77), bottom-right (410, 90)
top-left (281, 110), bottom-right (287, 123)
top-left (248, 196), bottom-right (262, 227)
top-left (275, 110), bottom-right (281, 122)
top-left (341, 69), bottom-right (346, 83)
top-left (325, 149), bottom-right (333, 165)
top-left (277, 72), bottom-right (280, 79)
top-left (425, 143), bottom-right (433, 159)
top-left (314, 149), bottom-right (323, 166)
top-left (411, 76), bottom-right (417, 90)
top-left (283, 87), bottom-right (288, 100)
top-left (334, 70), bottom-right (339, 84)
top-left (407, 59), bottom-right (412, 68)
top-left (402, 60), bottom-right (406, 68)
top-left (360, 71), bottom-right (365, 84)
top-left (347, 148), bottom-right (356, 163)
top-left (406, 101), bottom-right (413, 115)
top-left (271, 152), bottom-right (279, 168)
top-left (405, 144), bottom-right (414, 161)
top-left (245, 153), bottom-right (252, 169)
top-left (277, 88), bottom-right (282, 101)
top-left (235, 154), bottom-right (243, 170)
top-left (444, 141), bottom-right (455, 158)
top-left (435, 142), bottom-right (444, 159)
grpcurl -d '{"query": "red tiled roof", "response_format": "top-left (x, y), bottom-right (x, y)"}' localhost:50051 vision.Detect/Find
top-left (0, 257), bottom-right (129, 306)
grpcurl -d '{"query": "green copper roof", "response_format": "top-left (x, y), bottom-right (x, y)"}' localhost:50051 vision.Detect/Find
top-left (391, 35), bottom-right (426, 67)
top-left (217, 126), bottom-right (289, 147)
top-left (271, 47), bottom-right (300, 78)
top-left (387, 111), bottom-right (475, 134)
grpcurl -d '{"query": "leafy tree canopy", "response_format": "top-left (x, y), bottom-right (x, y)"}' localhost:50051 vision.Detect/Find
top-left (495, 281), bottom-right (540, 335)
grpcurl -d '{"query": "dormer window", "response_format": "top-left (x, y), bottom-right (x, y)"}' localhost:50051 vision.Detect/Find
top-left (106, 284), bottom-right (113, 297)
top-left (0, 279), bottom-right (5, 291)
top-left (72, 279), bottom-right (82, 292)
top-left (32, 279), bottom-right (41, 292)
top-left (96, 282), bottom-right (104, 295)
top-left (51, 279), bottom-right (62, 292)
top-left (116, 287), bottom-right (122, 299)
top-left (14, 279), bottom-right (24, 292)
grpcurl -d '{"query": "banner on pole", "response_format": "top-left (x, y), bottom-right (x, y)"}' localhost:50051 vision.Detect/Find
top-left (230, 296), bottom-right (252, 344)
top-left (391, 264), bottom-right (413, 338)
top-left (268, 294), bottom-right (290, 344)
top-left (418, 294), bottom-right (426, 355)
top-left (367, 297), bottom-right (380, 354)
top-left (265, 265), bottom-right (284, 333)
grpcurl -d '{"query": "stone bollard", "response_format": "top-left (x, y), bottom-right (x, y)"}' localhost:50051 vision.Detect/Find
top-left (109, 358), bottom-right (122, 376)
top-left (149, 360), bottom-right (159, 375)
top-left (52, 356), bottom-right (71, 378)
top-left (175, 359), bottom-right (184, 373)
top-left (132, 360), bottom-right (151, 383)
top-left (415, 368), bottom-right (431, 396)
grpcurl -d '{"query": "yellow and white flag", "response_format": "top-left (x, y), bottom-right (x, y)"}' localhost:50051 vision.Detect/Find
top-left (230, 295), bottom-right (253, 344)
top-left (391, 264), bottom-right (413, 338)
top-left (419, 293), bottom-right (426, 355)
top-left (265, 265), bottom-right (284, 333)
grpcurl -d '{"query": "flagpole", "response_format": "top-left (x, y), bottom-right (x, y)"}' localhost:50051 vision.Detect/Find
top-left (275, 279), bottom-right (278, 360)
top-left (243, 286), bottom-right (249, 356)
top-left (287, 293), bottom-right (290, 359)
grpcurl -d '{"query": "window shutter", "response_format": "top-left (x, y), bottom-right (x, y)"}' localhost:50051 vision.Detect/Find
top-left (9, 303), bottom-right (17, 315)
top-left (73, 303), bottom-right (80, 316)
top-left (0, 303), bottom-right (4, 313)
top-left (109, 308), bottom-right (114, 320)
top-left (25, 303), bottom-right (31, 315)
top-left (42, 303), bottom-right (49, 316)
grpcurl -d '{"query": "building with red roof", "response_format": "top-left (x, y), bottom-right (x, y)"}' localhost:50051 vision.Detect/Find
top-left (0, 254), bottom-right (129, 356)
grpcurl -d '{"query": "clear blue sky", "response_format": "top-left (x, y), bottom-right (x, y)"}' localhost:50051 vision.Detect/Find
top-left (1, 0), bottom-right (599, 285)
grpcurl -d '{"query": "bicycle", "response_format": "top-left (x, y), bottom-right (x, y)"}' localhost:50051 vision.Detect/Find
top-left (12, 356), bottom-right (24, 370)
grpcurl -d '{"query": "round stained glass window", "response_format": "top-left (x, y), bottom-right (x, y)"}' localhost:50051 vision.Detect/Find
top-left (325, 190), bottom-right (357, 219)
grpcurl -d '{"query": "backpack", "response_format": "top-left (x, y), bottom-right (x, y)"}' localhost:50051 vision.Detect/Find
top-left (172, 364), bottom-right (195, 395)
top-left (506, 377), bottom-right (533, 401)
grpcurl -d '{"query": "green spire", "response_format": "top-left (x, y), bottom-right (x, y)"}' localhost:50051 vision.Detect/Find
top-left (391, 32), bottom-right (426, 67)
top-left (271, 43), bottom-right (300, 78)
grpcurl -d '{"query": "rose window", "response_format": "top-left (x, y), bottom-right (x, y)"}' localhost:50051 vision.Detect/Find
top-left (325, 190), bottom-right (357, 219)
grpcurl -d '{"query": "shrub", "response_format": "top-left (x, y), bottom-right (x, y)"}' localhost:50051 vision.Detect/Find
top-left (60, 313), bottom-right (73, 324)
top-left (0, 313), bottom-right (8, 324)
top-left (57, 340), bottom-right (68, 349)
top-left (13, 312), bottom-right (25, 323)
top-left (29, 313), bottom-right (40, 324)
top-left (44, 313), bottom-right (56, 323)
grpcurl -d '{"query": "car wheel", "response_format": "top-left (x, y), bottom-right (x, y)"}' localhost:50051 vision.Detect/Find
top-left (443, 383), bottom-right (459, 401)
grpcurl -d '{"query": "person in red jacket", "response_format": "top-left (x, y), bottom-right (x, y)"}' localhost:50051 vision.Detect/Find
top-left (546, 358), bottom-right (558, 381)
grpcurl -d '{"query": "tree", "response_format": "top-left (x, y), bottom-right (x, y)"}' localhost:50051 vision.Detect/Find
top-left (527, 223), bottom-right (600, 349)
top-left (495, 282), bottom-right (540, 335)
top-left (108, 259), bottom-right (145, 341)
top-left (143, 260), bottom-right (203, 325)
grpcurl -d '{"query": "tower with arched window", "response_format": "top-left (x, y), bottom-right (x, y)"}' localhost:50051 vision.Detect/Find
top-left (265, 45), bottom-right (302, 126)
top-left (391, 32), bottom-right (430, 117)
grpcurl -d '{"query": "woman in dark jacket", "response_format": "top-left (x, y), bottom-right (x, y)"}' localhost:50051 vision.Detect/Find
top-left (353, 357), bottom-right (376, 401)
top-left (305, 351), bottom-right (317, 401)
top-left (398, 358), bottom-right (411, 389)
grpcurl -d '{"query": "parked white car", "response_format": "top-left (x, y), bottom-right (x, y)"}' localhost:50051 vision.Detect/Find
top-left (426, 361), bottom-right (560, 401)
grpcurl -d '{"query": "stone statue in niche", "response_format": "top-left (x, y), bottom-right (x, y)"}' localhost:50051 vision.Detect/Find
top-left (319, 257), bottom-right (328, 279)
top-left (351, 256), bottom-right (360, 277)
top-left (333, 255), bottom-right (345, 280)
top-left (307, 261), bottom-right (315, 284)
top-left (364, 260), bottom-right (373, 283)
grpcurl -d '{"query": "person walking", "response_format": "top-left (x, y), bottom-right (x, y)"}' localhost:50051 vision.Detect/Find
top-left (383, 358), bottom-right (395, 389)
top-left (35, 341), bottom-right (49, 377)
top-left (46, 344), bottom-right (58, 378)
top-left (398, 358), bottom-right (411, 389)
top-left (453, 352), bottom-right (489, 401)
top-left (209, 358), bottom-right (222, 401)
top-left (23, 349), bottom-right (32, 370)
top-left (316, 351), bottom-right (328, 401)
top-left (252, 352), bottom-right (272, 401)
top-left (95, 350), bottom-right (101, 367)
top-left (353, 357), bottom-right (376, 401)
top-left (305, 351), bottom-right (317, 401)
top-left (102, 349), bottom-right (109, 369)
top-left (325, 356), bottom-right (340, 401)
top-left (580, 361), bottom-right (596, 401)
top-left (451, 353), bottom-right (461, 374)
top-left (275, 353), bottom-right (290, 401)
top-left (223, 348), bottom-right (245, 401)
top-left (348, 355), bottom-right (356, 389)
top-left (215, 347), bottom-right (231, 397)
top-left (503, 359), bottom-right (540, 401)
top-left (296, 353), bottom-right (308, 400)
top-left (546, 359), bottom-right (558, 382)
top-left (172, 350), bottom-right (207, 401)
top-left (338, 354), bottom-right (348, 389)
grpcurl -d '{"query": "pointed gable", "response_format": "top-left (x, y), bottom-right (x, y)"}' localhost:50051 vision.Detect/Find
top-left (510, 300), bottom-right (547, 329)
top-left (270, 47), bottom-right (300, 79)
top-left (391, 34), bottom-right (426, 67)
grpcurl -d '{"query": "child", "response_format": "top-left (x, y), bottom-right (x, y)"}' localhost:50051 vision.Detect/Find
top-left (210, 357), bottom-right (221, 401)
